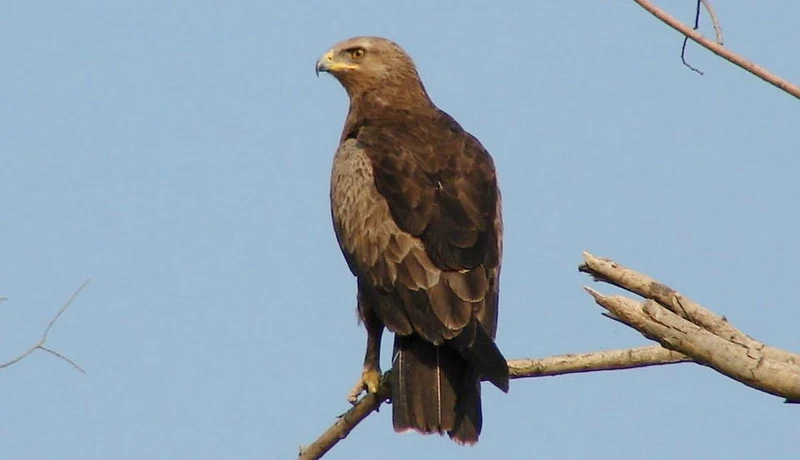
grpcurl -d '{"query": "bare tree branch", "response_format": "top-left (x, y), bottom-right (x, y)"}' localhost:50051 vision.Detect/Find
top-left (298, 375), bottom-right (390, 460)
top-left (581, 252), bottom-right (800, 402)
top-left (508, 345), bottom-right (689, 378)
top-left (633, 0), bottom-right (800, 99)
top-left (299, 345), bottom-right (690, 459)
top-left (579, 253), bottom-right (798, 366)
top-left (300, 251), bottom-right (800, 458)
top-left (0, 280), bottom-right (89, 373)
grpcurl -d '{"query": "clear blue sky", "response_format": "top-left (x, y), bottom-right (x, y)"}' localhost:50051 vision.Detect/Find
top-left (1, 2), bottom-right (798, 459)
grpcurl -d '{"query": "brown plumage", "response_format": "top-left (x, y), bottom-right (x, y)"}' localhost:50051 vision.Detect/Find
top-left (316, 36), bottom-right (509, 444)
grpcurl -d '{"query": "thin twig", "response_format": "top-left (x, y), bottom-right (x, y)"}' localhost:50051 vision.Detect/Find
top-left (40, 346), bottom-right (86, 374)
top-left (633, 0), bottom-right (800, 99)
top-left (680, 0), bottom-right (723, 74)
top-left (680, 0), bottom-right (705, 75)
top-left (0, 280), bottom-right (89, 372)
top-left (701, 0), bottom-right (724, 45)
top-left (298, 345), bottom-right (689, 459)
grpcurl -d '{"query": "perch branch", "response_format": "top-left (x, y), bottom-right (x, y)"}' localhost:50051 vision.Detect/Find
top-left (298, 376), bottom-right (391, 460)
top-left (581, 252), bottom-right (800, 402)
top-left (0, 280), bottom-right (89, 373)
top-left (633, 0), bottom-right (800, 99)
top-left (299, 345), bottom-right (689, 459)
top-left (301, 251), bottom-right (800, 458)
top-left (508, 345), bottom-right (688, 378)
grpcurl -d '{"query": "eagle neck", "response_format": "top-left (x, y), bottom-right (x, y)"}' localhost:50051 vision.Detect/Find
top-left (342, 85), bottom-right (435, 141)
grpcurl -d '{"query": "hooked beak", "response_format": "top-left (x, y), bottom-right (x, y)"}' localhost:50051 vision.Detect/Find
top-left (315, 49), bottom-right (334, 77)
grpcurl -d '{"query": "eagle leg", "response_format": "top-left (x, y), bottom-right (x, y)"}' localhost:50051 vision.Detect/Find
top-left (347, 303), bottom-right (384, 404)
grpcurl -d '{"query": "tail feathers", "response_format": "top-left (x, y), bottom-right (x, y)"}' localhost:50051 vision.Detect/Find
top-left (391, 335), bottom-right (481, 444)
top-left (450, 365), bottom-right (482, 443)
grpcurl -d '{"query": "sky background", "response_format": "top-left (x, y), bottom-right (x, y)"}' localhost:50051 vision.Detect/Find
top-left (1, 1), bottom-right (798, 459)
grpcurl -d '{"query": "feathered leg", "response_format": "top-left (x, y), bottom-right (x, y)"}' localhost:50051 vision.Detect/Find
top-left (347, 295), bottom-right (384, 403)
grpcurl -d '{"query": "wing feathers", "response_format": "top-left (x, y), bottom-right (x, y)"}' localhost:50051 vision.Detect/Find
top-left (449, 323), bottom-right (510, 392)
top-left (395, 248), bottom-right (439, 290)
top-left (427, 280), bottom-right (473, 332)
top-left (444, 268), bottom-right (487, 303)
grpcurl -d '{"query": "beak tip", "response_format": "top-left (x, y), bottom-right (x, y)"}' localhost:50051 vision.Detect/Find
top-left (315, 50), bottom-right (333, 77)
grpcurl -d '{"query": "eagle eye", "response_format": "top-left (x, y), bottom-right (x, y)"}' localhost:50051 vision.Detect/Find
top-left (350, 48), bottom-right (366, 61)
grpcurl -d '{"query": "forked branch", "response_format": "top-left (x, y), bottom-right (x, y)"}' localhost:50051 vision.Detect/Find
top-left (580, 252), bottom-right (800, 401)
top-left (0, 280), bottom-right (89, 372)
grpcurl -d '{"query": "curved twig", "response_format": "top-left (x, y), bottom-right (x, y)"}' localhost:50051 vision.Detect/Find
top-left (700, 0), bottom-right (724, 45)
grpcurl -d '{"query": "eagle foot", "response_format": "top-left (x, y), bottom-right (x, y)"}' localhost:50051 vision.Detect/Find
top-left (346, 367), bottom-right (382, 404)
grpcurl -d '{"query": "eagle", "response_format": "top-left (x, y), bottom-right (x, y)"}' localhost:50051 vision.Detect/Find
top-left (316, 36), bottom-right (509, 444)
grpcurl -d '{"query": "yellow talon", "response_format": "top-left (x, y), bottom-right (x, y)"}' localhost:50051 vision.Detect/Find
top-left (362, 368), bottom-right (381, 395)
top-left (347, 367), bottom-right (383, 404)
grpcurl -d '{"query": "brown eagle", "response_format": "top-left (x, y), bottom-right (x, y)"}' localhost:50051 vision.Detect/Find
top-left (316, 36), bottom-right (509, 444)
